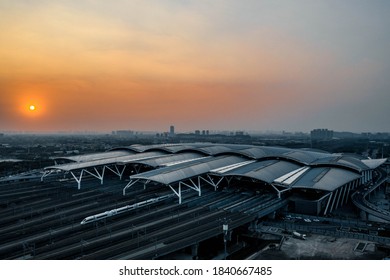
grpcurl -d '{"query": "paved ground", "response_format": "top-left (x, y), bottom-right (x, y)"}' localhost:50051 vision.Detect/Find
top-left (369, 189), bottom-right (390, 212)
top-left (254, 234), bottom-right (387, 260)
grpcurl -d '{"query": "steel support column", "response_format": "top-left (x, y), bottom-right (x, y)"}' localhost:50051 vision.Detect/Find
top-left (329, 189), bottom-right (339, 214)
top-left (225, 177), bottom-right (233, 188)
top-left (335, 186), bottom-right (343, 210)
top-left (168, 184), bottom-right (182, 204)
top-left (270, 184), bottom-right (282, 198)
top-left (70, 170), bottom-right (84, 190)
top-left (345, 182), bottom-right (352, 204)
top-left (134, 165), bottom-right (142, 174)
top-left (199, 174), bottom-right (224, 191)
top-left (323, 192), bottom-right (333, 216)
top-left (197, 177), bottom-right (202, 196)
top-left (123, 179), bottom-right (140, 195)
top-left (179, 179), bottom-right (201, 197)
top-left (340, 184), bottom-right (348, 207)
top-left (105, 165), bottom-right (127, 180)
top-left (81, 168), bottom-right (104, 185)
top-left (40, 170), bottom-right (53, 182)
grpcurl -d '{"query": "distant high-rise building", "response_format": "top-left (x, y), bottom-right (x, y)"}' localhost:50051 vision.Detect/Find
top-left (310, 129), bottom-right (333, 141)
top-left (115, 130), bottom-right (135, 137)
top-left (170, 125), bottom-right (175, 137)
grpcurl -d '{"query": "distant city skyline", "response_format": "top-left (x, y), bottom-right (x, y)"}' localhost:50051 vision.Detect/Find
top-left (2, 127), bottom-right (390, 136)
top-left (1, 1), bottom-right (389, 133)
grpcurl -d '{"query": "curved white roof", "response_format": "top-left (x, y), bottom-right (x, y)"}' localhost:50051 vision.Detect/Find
top-left (291, 167), bottom-right (361, 192)
top-left (47, 143), bottom-right (386, 193)
top-left (56, 150), bottom-right (133, 163)
top-left (361, 158), bottom-right (387, 169)
top-left (46, 151), bottom-right (166, 172)
top-left (210, 160), bottom-right (301, 184)
top-left (131, 155), bottom-right (247, 185)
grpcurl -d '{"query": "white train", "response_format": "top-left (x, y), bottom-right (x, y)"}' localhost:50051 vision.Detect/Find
top-left (80, 194), bottom-right (175, 225)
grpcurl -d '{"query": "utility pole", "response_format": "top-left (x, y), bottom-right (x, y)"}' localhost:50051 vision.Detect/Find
top-left (223, 222), bottom-right (228, 260)
top-left (222, 218), bottom-right (231, 260)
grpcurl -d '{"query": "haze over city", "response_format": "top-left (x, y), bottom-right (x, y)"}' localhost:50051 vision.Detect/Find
top-left (0, 0), bottom-right (389, 133)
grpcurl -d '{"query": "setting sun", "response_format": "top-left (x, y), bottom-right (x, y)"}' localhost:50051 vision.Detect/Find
top-left (1, 1), bottom-right (389, 133)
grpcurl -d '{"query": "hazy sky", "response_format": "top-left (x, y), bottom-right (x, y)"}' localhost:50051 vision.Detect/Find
top-left (0, 0), bottom-right (389, 133)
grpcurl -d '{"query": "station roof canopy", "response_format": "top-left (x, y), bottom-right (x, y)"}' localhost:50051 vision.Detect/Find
top-left (55, 150), bottom-right (134, 163)
top-left (48, 143), bottom-right (388, 176)
top-left (122, 144), bottom-right (377, 170)
top-left (311, 155), bottom-right (372, 172)
top-left (46, 143), bottom-right (387, 193)
top-left (210, 159), bottom-right (302, 184)
top-left (109, 143), bottom-right (216, 153)
top-left (132, 152), bottom-right (207, 168)
top-left (46, 151), bottom-right (167, 172)
top-left (290, 167), bottom-right (362, 192)
top-left (227, 146), bottom-right (288, 159)
top-left (130, 155), bottom-right (249, 185)
top-left (361, 158), bottom-right (388, 169)
top-left (280, 150), bottom-right (335, 165)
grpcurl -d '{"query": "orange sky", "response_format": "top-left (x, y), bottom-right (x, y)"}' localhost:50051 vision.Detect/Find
top-left (1, 1), bottom-right (389, 133)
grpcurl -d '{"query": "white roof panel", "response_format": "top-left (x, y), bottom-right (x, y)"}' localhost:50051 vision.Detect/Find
top-left (361, 158), bottom-right (387, 169)
top-left (57, 150), bottom-right (133, 162)
top-left (274, 166), bottom-right (310, 185)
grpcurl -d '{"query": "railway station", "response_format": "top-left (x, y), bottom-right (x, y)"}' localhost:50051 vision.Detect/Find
top-left (0, 143), bottom-right (389, 259)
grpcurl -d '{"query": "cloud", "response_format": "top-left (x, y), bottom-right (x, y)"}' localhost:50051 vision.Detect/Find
top-left (0, 1), bottom-right (389, 132)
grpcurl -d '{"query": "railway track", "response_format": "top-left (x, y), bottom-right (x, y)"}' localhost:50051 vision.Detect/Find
top-left (0, 176), bottom-right (285, 260)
